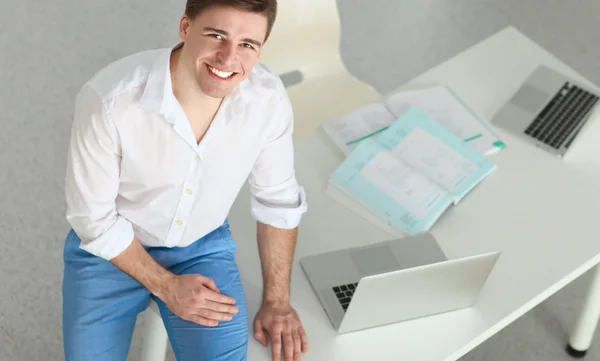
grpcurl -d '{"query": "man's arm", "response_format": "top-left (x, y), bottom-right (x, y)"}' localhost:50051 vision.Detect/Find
top-left (67, 85), bottom-right (173, 286)
top-left (248, 79), bottom-right (308, 361)
top-left (256, 222), bottom-right (297, 305)
top-left (110, 236), bottom-right (176, 299)
top-left (253, 222), bottom-right (308, 361)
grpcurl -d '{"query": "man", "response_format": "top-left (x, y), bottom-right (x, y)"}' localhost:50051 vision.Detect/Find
top-left (62, 1), bottom-right (308, 360)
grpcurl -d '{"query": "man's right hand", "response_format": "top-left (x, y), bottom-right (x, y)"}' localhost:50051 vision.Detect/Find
top-left (109, 238), bottom-right (239, 327)
top-left (162, 274), bottom-right (239, 327)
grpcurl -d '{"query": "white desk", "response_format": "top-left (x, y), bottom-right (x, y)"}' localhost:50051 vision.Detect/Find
top-left (228, 26), bottom-right (600, 361)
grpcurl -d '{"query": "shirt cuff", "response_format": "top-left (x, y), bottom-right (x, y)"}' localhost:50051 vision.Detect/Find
top-left (250, 186), bottom-right (308, 229)
top-left (77, 215), bottom-right (135, 260)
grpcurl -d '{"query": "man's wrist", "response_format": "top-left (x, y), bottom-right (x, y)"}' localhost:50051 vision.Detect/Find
top-left (151, 271), bottom-right (177, 300)
top-left (110, 237), bottom-right (178, 301)
top-left (263, 291), bottom-right (290, 307)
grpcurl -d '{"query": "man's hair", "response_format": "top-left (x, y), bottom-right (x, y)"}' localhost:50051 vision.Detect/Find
top-left (185, 0), bottom-right (278, 42)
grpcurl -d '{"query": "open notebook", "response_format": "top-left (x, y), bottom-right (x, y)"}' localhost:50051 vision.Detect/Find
top-left (326, 107), bottom-right (497, 236)
top-left (322, 85), bottom-right (506, 156)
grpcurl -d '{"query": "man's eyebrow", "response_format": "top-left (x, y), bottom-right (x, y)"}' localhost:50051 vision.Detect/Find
top-left (203, 27), bottom-right (262, 47)
top-left (242, 37), bottom-right (262, 47)
top-left (203, 27), bottom-right (229, 35)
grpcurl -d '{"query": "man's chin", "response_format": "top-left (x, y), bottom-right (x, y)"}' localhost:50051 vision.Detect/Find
top-left (196, 83), bottom-right (229, 98)
top-left (204, 89), bottom-right (232, 99)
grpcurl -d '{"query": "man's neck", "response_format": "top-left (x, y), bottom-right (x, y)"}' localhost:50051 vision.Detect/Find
top-left (170, 47), bottom-right (222, 117)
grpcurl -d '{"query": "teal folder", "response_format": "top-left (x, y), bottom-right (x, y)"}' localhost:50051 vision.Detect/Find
top-left (327, 107), bottom-right (497, 235)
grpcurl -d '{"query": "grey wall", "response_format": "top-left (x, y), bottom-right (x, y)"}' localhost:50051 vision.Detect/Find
top-left (1, 0), bottom-right (599, 360)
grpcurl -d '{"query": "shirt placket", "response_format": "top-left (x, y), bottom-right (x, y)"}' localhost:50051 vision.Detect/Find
top-left (161, 93), bottom-right (234, 247)
top-left (163, 103), bottom-right (204, 246)
top-left (164, 152), bottom-right (203, 246)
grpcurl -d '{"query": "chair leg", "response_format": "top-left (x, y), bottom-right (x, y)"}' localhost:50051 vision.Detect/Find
top-left (140, 301), bottom-right (169, 361)
top-left (566, 264), bottom-right (600, 358)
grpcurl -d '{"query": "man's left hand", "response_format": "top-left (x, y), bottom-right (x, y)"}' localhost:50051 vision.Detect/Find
top-left (253, 301), bottom-right (308, 361)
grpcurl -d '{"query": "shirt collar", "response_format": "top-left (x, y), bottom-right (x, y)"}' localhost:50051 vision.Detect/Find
top-left (139, 41), bottom-right (265, 123)
top-left (139, 42), bottom-right (181, 119)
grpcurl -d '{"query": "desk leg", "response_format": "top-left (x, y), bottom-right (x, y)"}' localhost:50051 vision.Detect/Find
top-left (567, 264), bottom-right (600, 358)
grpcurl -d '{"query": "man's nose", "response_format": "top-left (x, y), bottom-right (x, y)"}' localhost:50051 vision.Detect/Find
top-left (217, 43), bottom-right (236, 67)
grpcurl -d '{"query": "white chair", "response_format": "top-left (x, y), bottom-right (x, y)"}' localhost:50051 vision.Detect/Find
top-left (260, 0), bottom-right (381, 141)
top-left (138, 1), bottom-right (380, 360)
top-left (140, 299), bottom-right (169, 361)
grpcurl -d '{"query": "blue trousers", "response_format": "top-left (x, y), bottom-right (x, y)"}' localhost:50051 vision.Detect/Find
top-left (62, 221), bottom-right (249, 361)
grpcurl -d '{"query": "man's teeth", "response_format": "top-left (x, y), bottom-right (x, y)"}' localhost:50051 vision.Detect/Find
top-left (208, 66), bottom-right (233, 79)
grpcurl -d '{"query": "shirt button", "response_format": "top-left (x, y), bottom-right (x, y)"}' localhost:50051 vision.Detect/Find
top-left (186, 189), bottom-right (193, 195)
top-left (176, 220), bottom-right (183, 226)
top-left (195, 155), bottom-right (201, 161)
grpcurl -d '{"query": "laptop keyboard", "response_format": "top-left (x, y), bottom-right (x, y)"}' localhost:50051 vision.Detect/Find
top-left (524, 82), bottom-right (599, 149)
top-left (333, 282), bottom-right (358, 312)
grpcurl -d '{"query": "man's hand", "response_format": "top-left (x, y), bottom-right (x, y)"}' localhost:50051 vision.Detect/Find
top-left (109, 238), bottom-right (239, 327)
top-left (162, 274), bottom-right (239, 327)
top-left (253, 301), bottom-right (308, 361)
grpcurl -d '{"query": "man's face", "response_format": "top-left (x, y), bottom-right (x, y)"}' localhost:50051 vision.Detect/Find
top-left (177, 5), bottom-right (268, 99)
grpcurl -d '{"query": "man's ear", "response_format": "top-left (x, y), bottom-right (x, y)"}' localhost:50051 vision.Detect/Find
top-left (178, 15), bottom-right (192, 41)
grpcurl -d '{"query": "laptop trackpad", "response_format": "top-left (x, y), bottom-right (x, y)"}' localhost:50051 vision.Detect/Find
top-left (350, 245), bottom-right (400, 278)
top-left (511, 83), bottom-right (550, 114)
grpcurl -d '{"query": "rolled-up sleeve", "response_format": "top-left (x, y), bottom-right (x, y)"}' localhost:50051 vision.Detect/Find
top-left (248, 87), bottom-right (308, 229)
top-left (64, 84), bottom-right (134, 260)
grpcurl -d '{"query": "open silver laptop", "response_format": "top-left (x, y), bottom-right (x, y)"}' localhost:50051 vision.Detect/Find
top-left (491, 65), bottom-right (600, 157)
top-left (300, 234), bottom-right (500, 334)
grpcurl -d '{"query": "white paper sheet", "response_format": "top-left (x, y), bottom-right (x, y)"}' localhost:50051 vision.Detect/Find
top-left (385, 86), bottom-right (505, 155)
top-left (360, 150), bottom-right (448, 219)
top-left (392, 127), bottom-right (480, 194)
top-left (322, 102), bottom-right (400, 155)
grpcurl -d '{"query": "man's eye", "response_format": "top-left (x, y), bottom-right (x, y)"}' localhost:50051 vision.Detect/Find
top-left (242, 43), bottom-right (254, 49)
top-left (211, 34), bottom-right (223, 40)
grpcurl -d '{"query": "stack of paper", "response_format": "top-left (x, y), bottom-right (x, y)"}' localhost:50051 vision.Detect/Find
top-left (326, 107), bottom-right (497, 236)
top-left (322, 85), bottom-right (506, 156)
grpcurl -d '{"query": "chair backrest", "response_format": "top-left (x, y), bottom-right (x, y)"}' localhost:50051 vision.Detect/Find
top-left (259, 0), bottom-right (347, 86)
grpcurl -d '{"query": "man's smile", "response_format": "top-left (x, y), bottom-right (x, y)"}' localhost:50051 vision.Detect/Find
top-left (206, 64), bottom-right (237, 80)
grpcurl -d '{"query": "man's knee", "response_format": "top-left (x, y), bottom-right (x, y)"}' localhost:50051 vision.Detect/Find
top-left (159, 284), bottom-right (250, 360)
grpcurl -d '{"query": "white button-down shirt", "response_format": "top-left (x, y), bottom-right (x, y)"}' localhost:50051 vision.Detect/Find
top-left (65, 42), bottom-right (307, 261)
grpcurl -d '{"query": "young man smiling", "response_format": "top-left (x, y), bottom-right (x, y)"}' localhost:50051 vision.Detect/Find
top-left (62, 1), bottom-right (309, 360)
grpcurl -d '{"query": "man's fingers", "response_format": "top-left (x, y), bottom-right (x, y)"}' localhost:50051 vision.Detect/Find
top-left (204, 300), bottom-right (239, 315)
top-left (253, 318), bottom-right (268, 347)
top-left (203, 288), bottom-right (236, 305)
top-left (299, 326), bottom-right (308, 353)
top-left (196, 275), bottom-right (220, 293)
top-left (283, 330), bottom-right (294, 361)
top-left (197, 309), bottom-right (234, 322)
top-left (293, 328), bottom-right (302, 361)
top-left (270, 325), bottom-right (283, 361)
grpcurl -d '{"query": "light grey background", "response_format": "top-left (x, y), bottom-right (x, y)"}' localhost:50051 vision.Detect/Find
top-left (1, 0), bottom-right (599, 360)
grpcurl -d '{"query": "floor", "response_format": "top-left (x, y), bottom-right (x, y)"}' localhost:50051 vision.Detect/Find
top-left (1, 0), bottom-right (599, 360)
